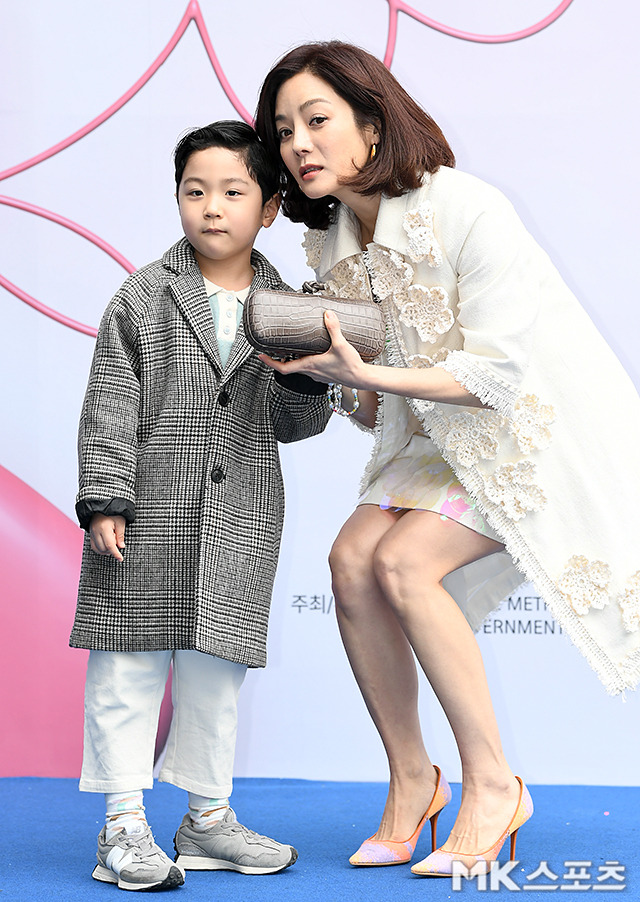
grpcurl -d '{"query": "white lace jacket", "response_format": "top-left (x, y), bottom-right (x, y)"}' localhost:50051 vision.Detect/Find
top-left (304, 166), bottom-right (640, 694)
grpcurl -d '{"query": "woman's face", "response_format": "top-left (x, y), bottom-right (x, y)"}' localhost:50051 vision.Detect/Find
top-left (274, 71), bottom-right (377, 204)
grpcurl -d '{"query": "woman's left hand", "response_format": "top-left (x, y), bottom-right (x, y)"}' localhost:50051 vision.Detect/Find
top-left (259, 310), bottom-right (367, 386)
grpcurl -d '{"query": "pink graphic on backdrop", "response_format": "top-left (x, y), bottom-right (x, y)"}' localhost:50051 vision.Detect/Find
top-left (0, 465), bottom-right (173, 775)
top-left (0, 196), bottom-right (136, 337)
top-left (0, 466), bottom-right (86, 776)
top-left (383, 0), bottom-right (574, 64)
top-left (0, 0), bottom-right (575, 335)
top-left (0, 0), bottom-right (249, 336)
top-left (0, 0), bottom-right (250, 184)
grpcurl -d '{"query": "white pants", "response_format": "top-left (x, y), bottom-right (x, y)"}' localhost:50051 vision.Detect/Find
top-left (80, 649), bottom-right (247, 797)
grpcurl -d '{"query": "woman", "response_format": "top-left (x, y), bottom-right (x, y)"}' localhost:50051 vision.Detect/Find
top-left (255, 42), bottom-right (640, 876)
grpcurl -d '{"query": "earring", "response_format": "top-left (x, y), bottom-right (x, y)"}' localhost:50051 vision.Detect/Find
top-left (370, 143), bottom-right (377, 161)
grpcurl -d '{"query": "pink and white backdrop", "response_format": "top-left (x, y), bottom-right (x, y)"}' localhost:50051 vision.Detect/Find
top-left (1, 0), bottom-right (639, 785)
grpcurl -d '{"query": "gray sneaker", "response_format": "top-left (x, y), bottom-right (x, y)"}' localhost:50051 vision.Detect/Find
top-left (173, 808), bottom-right (298, 875)
top-left (93, 824), bottom-right (185, 891)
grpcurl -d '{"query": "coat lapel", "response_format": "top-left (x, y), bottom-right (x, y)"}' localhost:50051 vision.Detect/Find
top-left (222, 320), bottom-right (253, 380)
top-left (222, 249), bottom-right (286, 381)
top-left (163, 239), bottom-right (223, 373)
top-left (170, 270), bottom-right (223, 373)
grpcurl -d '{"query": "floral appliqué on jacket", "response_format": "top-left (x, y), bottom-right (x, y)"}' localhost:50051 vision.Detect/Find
top-left (301, 202), bottom-right (555, 525)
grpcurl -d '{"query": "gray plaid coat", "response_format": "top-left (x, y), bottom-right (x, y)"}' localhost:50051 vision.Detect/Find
top-left (70, 238), bottom-right (330, 667)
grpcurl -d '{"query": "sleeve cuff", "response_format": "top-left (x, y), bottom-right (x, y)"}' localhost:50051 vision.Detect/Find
top-left (76, 497), bottom-right (136, 531)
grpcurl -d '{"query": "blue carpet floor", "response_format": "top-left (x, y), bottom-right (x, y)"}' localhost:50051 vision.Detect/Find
top-left (1, 778), bottom-right (637, 900)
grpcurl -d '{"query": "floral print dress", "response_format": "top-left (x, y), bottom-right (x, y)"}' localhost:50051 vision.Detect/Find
top-left (358, 389), bottom-right (500, 541)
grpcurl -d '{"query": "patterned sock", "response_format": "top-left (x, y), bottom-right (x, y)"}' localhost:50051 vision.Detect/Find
top-left (187, 792), bottom-right (229, 831)
top-left (105, 790), bottom-right (147, 841)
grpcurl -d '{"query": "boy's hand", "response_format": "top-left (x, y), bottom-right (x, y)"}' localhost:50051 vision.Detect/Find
top-left (89, 514), bottom-right (126, 562)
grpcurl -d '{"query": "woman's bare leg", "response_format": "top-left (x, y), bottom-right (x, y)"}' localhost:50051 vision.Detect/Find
top-left (330, 505), bottom-right (437, 840)
top-left (372, 510), bottom-right (519, 853)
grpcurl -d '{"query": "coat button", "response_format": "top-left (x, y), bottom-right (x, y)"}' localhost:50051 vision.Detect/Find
top-left (218, 391), bottom-right (230, 407)
top-left (211, 469), bottom-right (225, 483)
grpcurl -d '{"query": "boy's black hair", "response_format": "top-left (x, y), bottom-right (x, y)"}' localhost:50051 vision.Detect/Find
top-left (174, 120), bottom-right (279, 204)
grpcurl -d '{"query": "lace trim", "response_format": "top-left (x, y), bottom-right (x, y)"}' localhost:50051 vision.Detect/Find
top-left (434, 419), bottom-right (635, 694)
top-left (402, 198), bottom-right (443, 266)
top-left (357, 391), bottom-right (386, 495)
top-left (509, 394), bottom-right (555, 454)
top-left (398, 285), bottom-right (454, 344)
top-left (365, 245), bottom-right (413, 299)
top-left (483, 461), bottom-right (547, 522)
top-left (436, 349), bottom-right (519, 418)
top-left (619, 571), bottom-right (640, 633)
top-left (302, 229), bottom-right (327, 271)
top-left (363, 246), bottom-right (454, 346)
top-left (382, 298), bottom-right (436, 419)
top-left (444, 409), bottom-right (503, 468)
top-left (407, 348), bottom-right (450, 368)
top-left (557, 555), bottom-right (611, 616)
top-left (324, 256), bottom-right (370, 300)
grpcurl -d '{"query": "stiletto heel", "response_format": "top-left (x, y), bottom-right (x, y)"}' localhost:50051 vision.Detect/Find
top-left (349, 765), bottom-right (452, 867)
top-left (429, 807), bottom-right (441, 851)
top-left (510, 827), bottom-right (519, 859)
top-left (411, 776), bottom-right (533, 877)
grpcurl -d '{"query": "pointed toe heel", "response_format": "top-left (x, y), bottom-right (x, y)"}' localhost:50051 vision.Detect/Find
top-left (349, 765), bottom-right (452, 867)
top-left (411, 776), bottom-right (533, 877)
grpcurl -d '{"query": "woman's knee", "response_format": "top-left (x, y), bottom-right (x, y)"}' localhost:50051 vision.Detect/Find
top-left (372, 540), bottom-right (404, 597)
top-left (373, 537), bottom-right (438, 615)
top-left (328, 534), bottom-right (375, 610)
top-left (329, 534), bottom-right (364, 583)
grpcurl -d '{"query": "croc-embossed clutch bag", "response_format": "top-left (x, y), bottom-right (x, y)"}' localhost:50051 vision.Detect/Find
top-left (243, 282), bottom-right (385, 362)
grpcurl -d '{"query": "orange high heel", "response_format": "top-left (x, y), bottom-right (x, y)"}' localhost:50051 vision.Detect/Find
top-left (410, 776), bottom-right (533, 877)
top-left (349, 765), bottom-right (452, 866)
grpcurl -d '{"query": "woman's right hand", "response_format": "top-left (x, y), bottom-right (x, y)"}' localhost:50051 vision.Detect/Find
top-left (260, 310), bottom-right (379, 426)
top-left (89, 513), bottom-right (126, 561)
top-left (259, 310), bottom-right (368, 387)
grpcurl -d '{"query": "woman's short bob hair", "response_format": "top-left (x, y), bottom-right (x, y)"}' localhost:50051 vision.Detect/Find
top-left (255, 41), bottom-right (455, 230)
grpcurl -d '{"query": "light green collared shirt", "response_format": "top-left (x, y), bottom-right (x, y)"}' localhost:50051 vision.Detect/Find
top-left (203, 277), bottom-right (251, 368)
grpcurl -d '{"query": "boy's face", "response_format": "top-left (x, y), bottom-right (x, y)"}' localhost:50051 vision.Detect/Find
top-left (177, 147), bottom-right (278, 278)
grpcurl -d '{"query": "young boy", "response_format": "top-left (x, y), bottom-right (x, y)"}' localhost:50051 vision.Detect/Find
top-left (70, 121), bottom-right (329, 892)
